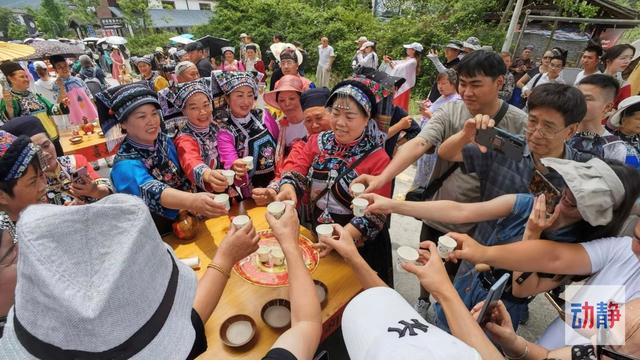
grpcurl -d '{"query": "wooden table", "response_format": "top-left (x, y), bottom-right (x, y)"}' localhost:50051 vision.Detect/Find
top-left (165, 203), bottom-right (362, 360)
top-left (60, 132), bottom-right (116, 161)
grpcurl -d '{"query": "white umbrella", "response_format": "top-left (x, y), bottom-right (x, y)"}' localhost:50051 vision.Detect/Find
top-left (83, 37), bottom-right (100, 42)
top-left (98, 36), bottom-right (127, 45)
top-left (169, 35), bottom-right (194, 45)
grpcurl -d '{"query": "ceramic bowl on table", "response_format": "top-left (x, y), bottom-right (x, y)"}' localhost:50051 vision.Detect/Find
top-left (260, 299), bottom-right (291, 330)
top-left (220, 314), bottom-right (257, 348)
top-left (69, 136), bottom-right (83, 145)
top-left (313, 280), bottom-right (329, 309)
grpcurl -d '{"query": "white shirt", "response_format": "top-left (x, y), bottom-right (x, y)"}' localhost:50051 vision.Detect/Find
top-left (538, 236), bottom-right (640, 348)
top-left (522, 72), bottom-right (566, 94)
top-left (33, 78), bottom-right (58, 104)
top-left (317, 45), bottom-right (335, 67)
top-left (356, 52), bottom-right (378, 69)
top-left (283, 120), bottom-right (307, 147)
top-left (573, 69), bottom-right (601, 85)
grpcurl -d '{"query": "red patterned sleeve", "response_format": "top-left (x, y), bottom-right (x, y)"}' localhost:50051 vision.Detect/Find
top-left (174, 134), bottom-right (208, 189)
top-left (354, 148), bottom-right (392, 197)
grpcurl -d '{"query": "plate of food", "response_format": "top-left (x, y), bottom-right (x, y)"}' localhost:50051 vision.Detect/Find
top-left (233, 229), bottom-right (319, 287)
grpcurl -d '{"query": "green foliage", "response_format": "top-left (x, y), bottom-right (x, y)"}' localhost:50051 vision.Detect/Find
top-left (553, 0), bottom-right (598, 17)
top-left (126, 31), bottom-right (177, 56)
top-left (0, 7), bottom-right (17, 39)
top-left (193, 0), bottom-right (504, 96)
top-left (8, 21), bottom-right (28, 40)
top-left (34, 0), bottom-right (71, 38)
top-left (67, 0), bottom-right (100, 25)
top-left (119, 0), bottom-right (152, 31)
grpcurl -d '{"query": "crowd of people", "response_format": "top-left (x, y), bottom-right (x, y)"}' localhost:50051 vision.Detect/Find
top-left (0, 30), bottom-right (639, 360)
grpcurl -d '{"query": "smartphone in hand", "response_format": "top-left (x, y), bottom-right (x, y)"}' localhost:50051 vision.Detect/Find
top-left (475, 127), bottom-right (525, 161)
top-left (528, 169), bottom-right (562, 212)
top-left (71, 166), bottom-right (88, 184)
top-left (477, 273), bottom-right (510, 326)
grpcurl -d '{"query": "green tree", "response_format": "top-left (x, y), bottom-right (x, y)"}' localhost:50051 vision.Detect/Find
top-left (67, 0), bottom-right (100, 25)
top-left (8, 21), bottom-right (28, 40)
top-left (194, 0), bottom-right (505, 97)
top-left (35, 0), bottom-right (70, 38)
top-left (0, 7), bottom-right (17, 39)
top-left (120, 0), bottom-right (152, 31)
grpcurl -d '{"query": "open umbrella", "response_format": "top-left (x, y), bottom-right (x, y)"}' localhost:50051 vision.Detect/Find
top-left (83, 37), bottom-right (100, 43)
top-left (17, 40), bottom-right (84, 60)
top-left (0, 41), bottom-right (36, 61)
top-left (196, 35), bottom-right (230, 58)
top-left (169, 35), bottom-right (194, 45)
top-left (97, 36), bottom-right (127, 45)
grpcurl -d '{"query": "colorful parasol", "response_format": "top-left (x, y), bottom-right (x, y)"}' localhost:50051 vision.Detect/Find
top-left (0, 41), bottom-right (36, 61)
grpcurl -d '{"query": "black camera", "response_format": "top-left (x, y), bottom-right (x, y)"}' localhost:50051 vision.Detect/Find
top-left (475, 127), bottom-right (525, 161)
top-left (162, 64), bottom-right (176, 74)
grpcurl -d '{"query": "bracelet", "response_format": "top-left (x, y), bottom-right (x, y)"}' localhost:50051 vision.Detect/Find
top-left (207, 262), bottom-right (230, 278)
top-left (504, 336), bottom-right (529, 360)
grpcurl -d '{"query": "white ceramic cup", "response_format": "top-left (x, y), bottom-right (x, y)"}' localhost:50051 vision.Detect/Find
top-left (267, 201), bottom-right (286, 219)
top-left (232, 215), bottom-right (251, 230)
top-left (214, 193), bottom-right (230, 211)
top-left (350, 183), bottom-right (366, 197)
top-left (396, 246), bottom-right (420, 273)
top-left (352, 198), bottom-right (369, 217)
top-left (256, 245), bottom-right (270, 263)
top-left (221, 169), bottom-right (236, 186)
top-left (270, 248), bottom-right (285, 266)
top-left (315, 224), bottom-right (334, 241)
top-left (242, 156), bottom-right (254, 170)
top-left (437, 235), bottom-right (457, 259)
top-left (283, 200), bottom-right (295, 207)
top-left (179, 256), bottom-right (200, 269)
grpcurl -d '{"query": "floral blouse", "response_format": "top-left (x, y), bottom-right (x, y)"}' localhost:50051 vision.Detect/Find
top-left (46, 154), bottom-right (113, 205)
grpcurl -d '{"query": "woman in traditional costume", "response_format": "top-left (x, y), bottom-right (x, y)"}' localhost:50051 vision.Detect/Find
top-left (0, 61), bottom-right (66, 156)
top-left (276, 80), bottom-right (394, 285)
top-left (96, 83), bottom-right (227, 231)
top-left (173, 80), bottom-right (228, 193)
top-left (2, 116), bottom-right (112, 205)
top-left (213, 71), bottom-right (278, 199)
top-left (135, 55), bottom-right (169, 92)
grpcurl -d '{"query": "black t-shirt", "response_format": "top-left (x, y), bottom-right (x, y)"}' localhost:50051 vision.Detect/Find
top-left (187, 309), bottom-right (208, 359)
top-left (262, 348), bottom-right (298, 360)
top-left (196, 58), bottom-right (214, 78)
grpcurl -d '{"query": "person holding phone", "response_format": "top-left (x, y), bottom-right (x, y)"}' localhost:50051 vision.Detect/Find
top-left (1, 116), bottom-right (112, 205)
top-left (362, 157), bottom-right (640, 330)
top-left (453, 214), bottom-right (640, 352)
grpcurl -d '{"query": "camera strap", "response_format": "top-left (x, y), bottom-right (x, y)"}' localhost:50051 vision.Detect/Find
top-left (422, 100), bottom-right (510, 199)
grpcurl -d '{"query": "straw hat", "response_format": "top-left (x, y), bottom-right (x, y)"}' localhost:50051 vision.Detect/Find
top-left (0, 194), bottom-right (198, 359)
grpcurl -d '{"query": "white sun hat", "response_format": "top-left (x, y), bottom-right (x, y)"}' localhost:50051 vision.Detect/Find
top-left (342, 287), bottom-right (482, 360)
top-left (0, 194), bottom-right (198, 359)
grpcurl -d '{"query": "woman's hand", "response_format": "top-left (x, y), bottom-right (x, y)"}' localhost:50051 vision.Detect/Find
top-left (449, 232), bottom-right (488, 264)
top-left (314, 223), bottom-right (358, 259)
top-left (231, 159), bottom-right (248, 178)
top-left (217, 222), bottom-right (260, 265)
top-left (190, 192), bottom-right (228, 218)
top-left (359, 193), bottom-right (394, 215)
top-left (204, 169), bottom-right (228, 193)
top-left (470, 300), bottom-right (520, 352)
top-left (396, 116), bottom-right (413, 131)
top-left (403, 241), bottom-right (454, 299)
top-left (265, 204), bottom-right (299, 250)
top-left (525, 194), bottom-right (561, 238)
top-left (69, 175), bottom-right (99, 198)
top-left (252, 187), bottom-right (277, 206)
top-left (275, 184), bottom-right (297, 203)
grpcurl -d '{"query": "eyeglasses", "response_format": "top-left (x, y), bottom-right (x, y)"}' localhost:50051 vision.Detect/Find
top-left (524, 119), bottom-right (566, 139)
top-left (542, 56), bottom-right (552, 60)
top-left (280, 60), bottom-right (296, 66)
top-left (549, 63), bottom-right (563, 69)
